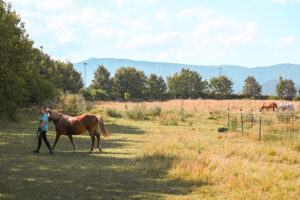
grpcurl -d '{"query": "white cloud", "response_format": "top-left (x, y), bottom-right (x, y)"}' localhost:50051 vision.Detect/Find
top-left (116, 31), bottom-right (180, 50)
top-left (117, 6), bottom-right (258, 63)
top-left (155, 9), bottom-right (170, 25)
top-left (268, 0), bottom-right (300, 2)
top-left (276, 36), bottom-right (296, 46)
top-left (121, 16), bottom-right (152, 30)
top-left (9, 0), bottom-right (74, 10)
top-left (91, 27), bottom-right (131, 38)
top-left (112, 0), bottom-right (156, 7)
top-left (43, 6), bottom-right (112, 44)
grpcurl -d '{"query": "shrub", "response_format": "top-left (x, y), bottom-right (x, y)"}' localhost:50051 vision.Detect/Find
top-left (293, 96), bottom-right (300, 101)
top-left (79, 88), bottom-right (93, 99)
top-left (147, 106), bottom-right (162, 118)
top-left (124, 106), bottom-right (148, 120)
top-left (8, 109), bottom-right (21, 122)
top-left (159, 114), bottom-right (179, 126)
top-left (57, 92), bottom-right (93, 115)
top-left (105, 107), bottom-right (122, 118)
top-left (90, 89), bottom-right (108, 100)
top-left (230, 117), bottom-right (238, 131)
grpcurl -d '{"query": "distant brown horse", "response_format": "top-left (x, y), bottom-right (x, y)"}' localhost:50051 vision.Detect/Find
top-left (260, 102), bottom-right (278, 111)
top-left (46, 109), bottom-right (109, 153)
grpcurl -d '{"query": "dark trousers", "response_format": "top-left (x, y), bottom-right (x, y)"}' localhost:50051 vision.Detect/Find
top-left (36, 131), bottom-right (51, 151)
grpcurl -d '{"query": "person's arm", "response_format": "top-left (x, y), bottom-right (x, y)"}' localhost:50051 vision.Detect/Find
top-left (40, 120), bottom-right (46, 128)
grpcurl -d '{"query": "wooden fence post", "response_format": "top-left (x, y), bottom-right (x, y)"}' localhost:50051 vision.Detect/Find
top-left (228, 107), bottom-right (230, 130)
top-left (259, 109), bottom-right (262, 141)
top-left (240, 109), bottom-right (243, 133)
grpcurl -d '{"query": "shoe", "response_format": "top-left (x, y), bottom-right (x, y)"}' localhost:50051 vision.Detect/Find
top-left (33, 150), bottom-right (39, 153)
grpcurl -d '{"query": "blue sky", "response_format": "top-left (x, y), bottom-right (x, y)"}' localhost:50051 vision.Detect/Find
top-left (8, 0), bottom-right (300, 67)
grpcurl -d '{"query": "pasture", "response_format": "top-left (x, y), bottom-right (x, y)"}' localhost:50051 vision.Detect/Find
top-left (1, 99), bottom-right (300, 199)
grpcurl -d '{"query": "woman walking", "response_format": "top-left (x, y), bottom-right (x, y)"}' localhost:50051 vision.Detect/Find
top-left (33, 107), bottom-right (53, 154)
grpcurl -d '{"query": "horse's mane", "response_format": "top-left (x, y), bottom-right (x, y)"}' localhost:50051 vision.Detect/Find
top-left (47, 109), bottom-right (64, 120)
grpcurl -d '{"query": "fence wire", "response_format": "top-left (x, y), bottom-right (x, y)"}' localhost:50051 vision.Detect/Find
top-left (221, 109), bottom-right (300, 140)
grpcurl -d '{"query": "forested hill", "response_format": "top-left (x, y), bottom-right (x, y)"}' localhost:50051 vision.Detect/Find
top-left (74, 58), bottom-right (300, 94)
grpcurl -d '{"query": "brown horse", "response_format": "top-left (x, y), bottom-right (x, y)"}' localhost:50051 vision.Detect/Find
top-left (260, 102), bottom-right (278, 111)
top-left (46, 109), bottom-right (109, 153)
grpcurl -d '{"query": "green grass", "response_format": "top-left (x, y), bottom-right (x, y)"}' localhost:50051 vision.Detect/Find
top-left (0, 107), bottom-right (300, 199)
top-left (0, 109), bottom-right (199, 200)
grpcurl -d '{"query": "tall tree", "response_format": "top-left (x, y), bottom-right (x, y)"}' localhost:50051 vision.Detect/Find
top-left (91, 65), bottom-right (112, 93)
top-left (0, 1), bottom-right (83, 113)
top-left (242, 76), bottom-right (262, 97)
top-left (0, 1), bottom-right (37, 110)
top-left (276, 76), bottom-right (296, 99)
top-left (113, 67), bottom-right (147, 100)
top-left (209, 76), bottom-right (233, 95)
top-left (146, 74), bottom-right (166, 100)
top-left (167, 68), bottom-right (206, 99)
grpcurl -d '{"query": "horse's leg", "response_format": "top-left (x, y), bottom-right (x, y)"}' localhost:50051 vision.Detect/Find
top-left (89, 130), bottom-right (96, 153)
top-left (94, 131), bottom-right (102, 152)
top-left (52, 132), bottom-right (62, 151)
top-left (68, 135), bottom-right (77, 152)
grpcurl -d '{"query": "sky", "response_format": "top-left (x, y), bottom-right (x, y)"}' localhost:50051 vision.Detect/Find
top-left (8, 0), bottom-right (300, 67)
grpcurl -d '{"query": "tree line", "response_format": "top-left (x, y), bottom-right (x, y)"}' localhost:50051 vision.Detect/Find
top-left (81, 65), bottom-right (300, 101)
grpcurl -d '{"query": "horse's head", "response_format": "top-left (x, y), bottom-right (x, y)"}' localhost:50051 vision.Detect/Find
top-left (46, 109), bottom-right (63, 122)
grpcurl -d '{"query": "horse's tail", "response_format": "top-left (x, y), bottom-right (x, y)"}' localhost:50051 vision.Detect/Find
top-left (97, 116), bottom-right (109, 139)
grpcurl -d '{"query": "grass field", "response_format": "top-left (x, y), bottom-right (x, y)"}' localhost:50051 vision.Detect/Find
top-left (1, 100), bottom-right (300, 199)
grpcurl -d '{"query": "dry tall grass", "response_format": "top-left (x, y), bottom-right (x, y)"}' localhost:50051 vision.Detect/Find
top-left (95, 99), bottom-right (300, 113)
top-left (96, 99), bottom-right (300, 199)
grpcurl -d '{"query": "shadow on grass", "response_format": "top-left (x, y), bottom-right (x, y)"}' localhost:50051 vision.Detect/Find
top-left (1, 151), bottom-right (208, 200)
top-left (0, 121), bottom-right (209, 200)
top-left (106, 123), bottom-right (146, 135)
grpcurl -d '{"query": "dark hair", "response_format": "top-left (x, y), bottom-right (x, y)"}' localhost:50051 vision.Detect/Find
top-left (40, 107), bottom-right (46, 111)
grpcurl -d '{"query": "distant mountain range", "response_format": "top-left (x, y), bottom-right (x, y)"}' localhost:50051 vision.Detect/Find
top-left (74, 58), bottom-right (300, 95)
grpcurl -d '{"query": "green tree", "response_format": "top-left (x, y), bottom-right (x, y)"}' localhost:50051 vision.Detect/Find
top-left (146, 74), bottom-right (166, 100)
top-left (276, 76), bottom-right (296, 99)
top-left (0, 1), bottom-right (83, 113)
top-left (167, 68), bottom-right (206, 99)
top-left (113, 67), bottom-right (147, 100)
top-left (0, 2), bottom-right (39, 110)
top-left (91, 65), bottom-right (112, 93)
top-left (209, 76), bottom-right (233, 95)
top-left (242, 76), bottom-right (262, 97)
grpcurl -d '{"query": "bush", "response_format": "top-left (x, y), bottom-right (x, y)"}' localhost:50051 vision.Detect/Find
top-left (159, 114), bottom-right (179, 126)
top-left (147, 106), bottom-right (162, 118)
top-left (57, 92), bottom-right (94, 115)
top-left (293, 96), bottom-right (300, 101)
top-left (90, 89), bottom-right (108, 100)
top-left (105, 107), bottom-right (122, 118)
top-left (230, 117), bottom-right (238, 131)
top-left (8, 109), bottom-right (21, 122)
top-left (80, 88), bottom-right (108, 100)
top-left (79, 88), bottom-right (93, 99)
top-left (124, 106), bottom-right (148, 120)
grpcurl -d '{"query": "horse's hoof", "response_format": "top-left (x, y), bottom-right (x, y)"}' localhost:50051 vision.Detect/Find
top-left (89, 150), bottom-right (94, 154)
top-left (99, 148), bottom-right (102, 152)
